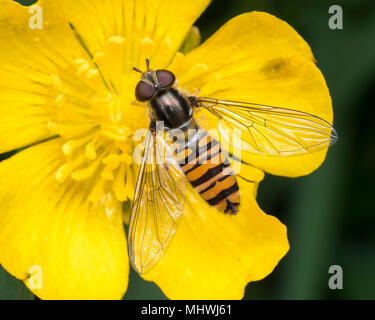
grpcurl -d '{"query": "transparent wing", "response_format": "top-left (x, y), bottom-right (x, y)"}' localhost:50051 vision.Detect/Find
top-left (196, 97), bottom-right (338, 156)
top-left (128, 129), bottom-right (186, 274)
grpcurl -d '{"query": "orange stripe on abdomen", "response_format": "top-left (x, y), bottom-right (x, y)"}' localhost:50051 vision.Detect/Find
top-left (176, 128), bottom-right (240, 214)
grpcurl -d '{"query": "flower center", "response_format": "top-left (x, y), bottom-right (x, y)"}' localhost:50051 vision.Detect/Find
top-left (46, 58), bottom-right (149, 202)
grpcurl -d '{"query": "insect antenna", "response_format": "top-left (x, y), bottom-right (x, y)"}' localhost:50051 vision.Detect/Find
top-left (145, 58), bottom-right (150, 71)
top-left (133, 66), bottom-right (144, 74)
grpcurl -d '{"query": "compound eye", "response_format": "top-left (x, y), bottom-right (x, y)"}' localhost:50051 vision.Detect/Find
top-left (135, 81), bottom-right (156, 101)
top-left (156, 69), bottom-right (175, 88)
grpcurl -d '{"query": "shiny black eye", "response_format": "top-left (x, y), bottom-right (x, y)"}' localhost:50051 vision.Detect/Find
top-left (135, 81), bottom-right (156, 101)
top-left (156, 69), bottom-right (175, 88)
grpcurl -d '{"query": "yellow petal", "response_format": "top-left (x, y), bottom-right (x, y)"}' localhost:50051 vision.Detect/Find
top-left (170, 12), bottom-right (334, 177)
top-left (55, 0), bottom-right (211, 92)
top-left (142, 178), bottom-right (289, 299)
top-left (179, 26), bottom-right (201, 54)
top-left (0, 140), bottom-right (128, 299)
top-left (0, 0), bottom-right (106, 153)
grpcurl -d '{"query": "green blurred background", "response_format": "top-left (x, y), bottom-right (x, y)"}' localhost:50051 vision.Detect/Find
top-left (1, 0), bottom-right (374, 300)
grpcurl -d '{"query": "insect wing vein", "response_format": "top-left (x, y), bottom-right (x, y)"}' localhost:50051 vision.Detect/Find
top-left (196, 97), bottom-right (337, 156)
top-left (128, 129), bottom-right (185, 274)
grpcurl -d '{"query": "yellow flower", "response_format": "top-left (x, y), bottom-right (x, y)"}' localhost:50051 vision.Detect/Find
top-left (0, 0), bottom-right (332, 299)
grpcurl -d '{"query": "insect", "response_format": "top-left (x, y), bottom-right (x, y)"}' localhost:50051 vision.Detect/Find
top-left (128, 59), bottom-right (338, 274)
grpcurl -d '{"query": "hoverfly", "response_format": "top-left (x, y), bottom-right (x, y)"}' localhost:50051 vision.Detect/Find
top-left (128, 59), bottom-right (337, 274)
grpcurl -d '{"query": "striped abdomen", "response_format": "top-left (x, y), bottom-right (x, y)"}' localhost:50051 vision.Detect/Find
top-left (175, 126), bottom-right (240, 214)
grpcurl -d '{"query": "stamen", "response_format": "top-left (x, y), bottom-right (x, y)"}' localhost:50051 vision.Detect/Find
top-left (74, 58), bottom-right (88, 65)
top-left (103, 154), bottom-right (121, 167)
top-left (116, 141), bottom-right (131, 153)
top-left (120, 154), bottom-right (133, 166)
top-left (50, 74), bottom-right (63, 91)
top-left (85, 142), bottom-right (97, 160)
top-left (47, 121), bottom-right (58, 132)
top-left (77, 62), bottom-right (90, 76)
top-left (101, 123), bottom-right (131, 141)
top-left (101, 168), bottom-right (114, 180)
top-left (47, 52), bottom-right (148, 204)
top-left (84, 135), bottom-right (104, 161)
top-left (86, 69), bottom-right (99, 79)
top-left (56, 163), bottom-right (72, 183)
top-left (55, 155), bottom-right (86, 183)
top-left (93, 51), bottom-right (105, 62)
top-left (62, 140), bottom-right (76, 156)
top-left (55, 94), bottom-right (64, 107)
top-left (113, 163), bottom-right (126, 201)
top-left (102, 153), bottom-right (121, 180)
top-left (62, 134), bottom-right (95, 157)
top-left (71, 153), bottom-right (105, 181)
top-left (108, 36), bottom-right (125, 44)
top-left (124, 165), bottom-right (135, 200)
top-left (141, 37), bottom-right (154, 45)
